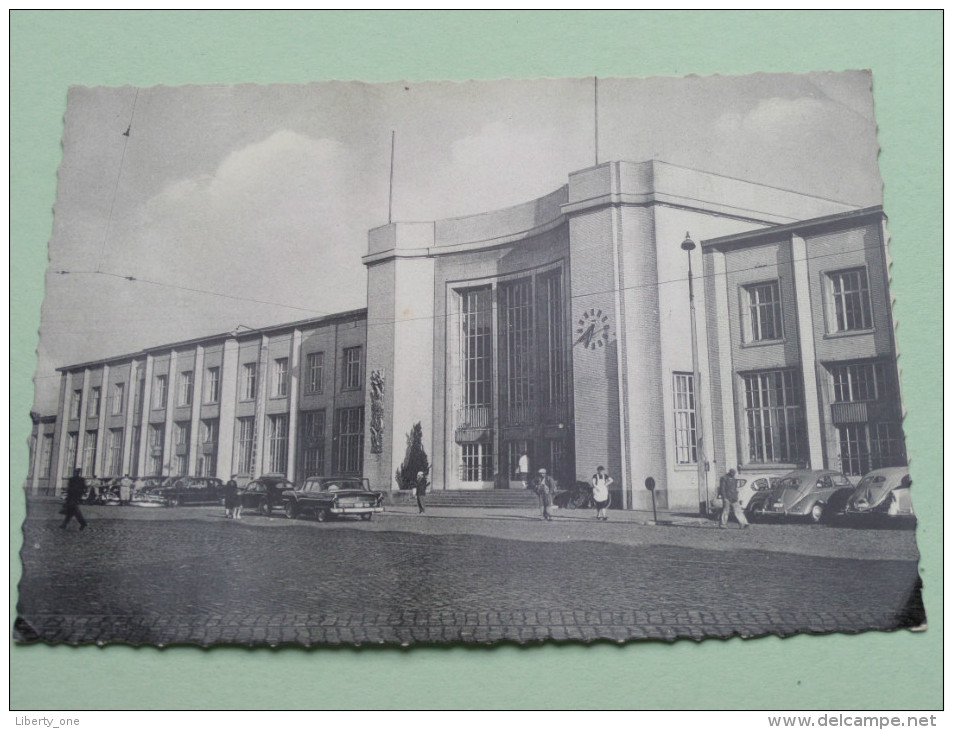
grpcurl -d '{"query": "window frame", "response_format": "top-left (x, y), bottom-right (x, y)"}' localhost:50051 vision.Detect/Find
top-left (672, 371), bottom-right (698, 465)
top-left (178, 370), bottom-right (194, 407)
top-left (306, 352), bottom-right (325, 394)
top-left (273, 357), bottom-right (289, 398)
top-left (742, 279), bottom-right (784, 343)
top-left (241, 363), bottom-right (258, 401)
top-left (825, 266), bottom-right (874, 334)
top-left (205, 366), bottom-right (221, 404)
top-left (342, 347), bottom-right (363, 391)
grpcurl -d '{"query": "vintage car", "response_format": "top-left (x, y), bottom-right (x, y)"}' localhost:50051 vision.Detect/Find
top-left (239, 474), bottom-right (296, 515)
top-left (149, 476), bottom-right (226, 507)
top-left (842, 467), bottom-right (915, 526)
top-left (130, 476), bottom-right (172, 507)
top-left (283, 476), bottom-right (384, 522)
top-left (707, 472), bottom-right (782, 514)
top-left (745, 469), bottom-right (855, 523)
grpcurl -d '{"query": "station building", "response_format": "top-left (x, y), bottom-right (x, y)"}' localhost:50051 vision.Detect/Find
top-left (28, 160), bottom-right (905, 512)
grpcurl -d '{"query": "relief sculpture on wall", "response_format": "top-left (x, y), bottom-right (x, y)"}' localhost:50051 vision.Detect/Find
top-left (369, 368), bottom-right (385, 454)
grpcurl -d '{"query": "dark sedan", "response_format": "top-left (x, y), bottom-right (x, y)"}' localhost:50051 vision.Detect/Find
top-left (239, 474), bottom-right (296, 515)
top-left (283, 476), bottom-right (384, 522)
top-left (150, 477), bottom-right (226, 507)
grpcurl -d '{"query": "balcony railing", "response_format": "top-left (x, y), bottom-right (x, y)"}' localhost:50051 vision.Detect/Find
top-left (456, 405), bottom-right (491, 429)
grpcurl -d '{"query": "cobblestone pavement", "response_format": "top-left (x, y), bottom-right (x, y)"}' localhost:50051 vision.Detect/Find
top-left (14, 502), bottom-right (924, 646)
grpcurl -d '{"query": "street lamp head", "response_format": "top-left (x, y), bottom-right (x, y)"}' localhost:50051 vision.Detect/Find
top-left (680, 232), bottom-right (696, 252)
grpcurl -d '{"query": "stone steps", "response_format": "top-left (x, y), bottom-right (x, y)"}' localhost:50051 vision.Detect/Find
top-left (389, 489), bottom-right (539, 509)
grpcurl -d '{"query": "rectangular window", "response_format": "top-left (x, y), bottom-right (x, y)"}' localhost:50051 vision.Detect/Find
top-left (837, 422), bottom-right (905, 477)
top-left (335, 407), bottom-right (364, 473)
top-left (65, 432), bottom-right (78, 473)
top-left (273, 358), bottom-right (289, 397)
top-left (154, 374), bottom-right (168, 409)
top-left (306, 352), bottom-right (324, 394)
top-left (173, 421), bottom-right (190, 476)
top-left (828, 268), bottom-right (873, 333)
top-left (83, 430), bottom-right (98, 477)
top-left (499, 278), bottom-right (534, 425)
top-left (541, 271), bottom-right (566, 415)
top-left (673, 372), bottom-right (697, 465)
top-left (236, 416), bottom-right (257, 474)
top-left (199, 419), bottom-right (218, 477)
top-left (830, 361), bottom-right (889, 403)
top-left (111, 382), bottom-right (125, 416)
top-left (40, 434), bottom-right (54, 478)
top-left (179, 371), bottom-right (194, 406)
top-left (148, 425), bottom-right (164, 476)
top-left (343, 347), bottom-right (362, 390)
top-left (88, 387), bottom-right (101, 418)
top-left (106, 428), bottom-right (124, 476)
top-left (205, 366), bottom-right (220, 404)
top-left (743, 369), bottom-right (805, 465)
top-left (69, 389), bottom-right (82, 420)
top-left (461, 287), bottom-right (493, 418)
top-left (461, 442), bottom-right (493, 482)
top-left (268, 414), bottom-right (289, 474)
top-left (242, 364), bottom-right (258, 401)
top-left (744, 280), bottom-right (783, 342)
top-left (300, 410), bottom-right (326, 478)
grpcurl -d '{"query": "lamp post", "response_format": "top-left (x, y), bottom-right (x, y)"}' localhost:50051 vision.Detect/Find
top-left (681, 233), bottom-right (710, 516)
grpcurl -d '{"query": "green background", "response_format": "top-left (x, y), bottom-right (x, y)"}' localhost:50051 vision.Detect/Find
top-left (10, 11), bottom-right (942, 710)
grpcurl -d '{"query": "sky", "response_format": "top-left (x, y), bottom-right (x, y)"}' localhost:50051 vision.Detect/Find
top-left (34, 71), bottom-right (882, 414)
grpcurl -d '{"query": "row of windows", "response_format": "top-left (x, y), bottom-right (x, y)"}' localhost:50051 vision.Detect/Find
top-left (63, 408), bottom-right (364, 479)
top-left (740, 267), bottom-right (875, 345)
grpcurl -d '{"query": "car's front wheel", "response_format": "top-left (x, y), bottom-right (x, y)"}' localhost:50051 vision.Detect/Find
top-left (315, 508), bottom-right (329, 523)
top-left (361, 512), bottom-right (373, 521)
top-left (285, 501), bottom-right (299, 519)
top-left (259, 500), bottom-right (272, 516)
top-left (809, 502), bottom-right (825, 523)
top-left (167, 496), bottom-right (180, 508)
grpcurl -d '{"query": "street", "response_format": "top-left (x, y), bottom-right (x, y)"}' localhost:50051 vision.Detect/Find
top-left (15, 501), bottom-right (924, 645)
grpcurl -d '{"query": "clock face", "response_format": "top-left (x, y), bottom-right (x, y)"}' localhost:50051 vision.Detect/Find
top-left (574, 308), bottom-right (612, 350)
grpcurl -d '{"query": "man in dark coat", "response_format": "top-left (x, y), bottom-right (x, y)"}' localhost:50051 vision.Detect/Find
top-left (415, 470), bottom-right (428, 514)
top-left (718, 467), bottom-right (749, 529)
top-left (61, 468), bottom-right (88, 530)
top-left (534, 468), bottom-right (557, 521)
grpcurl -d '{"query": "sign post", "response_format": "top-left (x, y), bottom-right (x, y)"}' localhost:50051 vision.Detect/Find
top-left (645, 477), bottom-right (657, 523)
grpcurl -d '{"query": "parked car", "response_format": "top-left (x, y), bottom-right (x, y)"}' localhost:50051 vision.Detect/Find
top-left (283, 476), bottom-right (384, 522)
top-left (131, 476), bottom-right (172, 507)
top-left (746, 469), bottom-right (854, 523)
top-left (842, 467), bottom-right (915, 526)
top-left (150, 476), bottom-right (226, 507)
top-left (707, 472), bottom-right (781, 514)
top-left (239, 474), bottom-right (296, 515)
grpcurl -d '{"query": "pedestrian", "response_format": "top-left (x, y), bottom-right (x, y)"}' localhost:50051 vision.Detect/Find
top-left (591, 465), bottom-right (614, 521)
top-left (119, 473), bottom-right (134, 506)
top-left (516, 451), bottom-right (530, 489)
top-left (224, 475), bottom-right (239, 519)
top-left (718, 468), bottom-right (749, 529)
top-left (534, 468), bottom-right (557, 521)
top-left (60, 468), bottom-right (88, 531)
top-left (415, 470), bottom-right (428, 514)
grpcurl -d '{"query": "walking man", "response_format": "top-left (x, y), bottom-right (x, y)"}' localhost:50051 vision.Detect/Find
top-left (534, 468), bottom-right (557, 521)
top-left (719, 468), bottom-right (749, 529)
top-left (591, 466), bottom-right (614, 521)
top-left (224, 475), bottom-right (239, 519)
top-left (516, 451), bottom-right (530, 489)
top-left (415, 470), bottom-right (428, 514)
top-left (61, 468), bottom-right (88, 531)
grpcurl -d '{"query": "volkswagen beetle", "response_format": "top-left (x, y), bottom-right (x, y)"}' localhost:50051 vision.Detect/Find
top-left (842, 467), bottom-right (915, 526)
top-left (746, 469), bottom-right (854, 523)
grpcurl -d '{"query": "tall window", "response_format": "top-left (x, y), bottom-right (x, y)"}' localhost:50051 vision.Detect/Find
top-left (744, 280), bottom-right (783, 342)
top-left (65, 432), bottom-right (78, 474)
top-left (827, 268), bottom-right (873, 333)
top-left (106, 428), bottom-right (123, 476)
top-left (69, 389), bottom-right (82, 420)
top-left (300, 410), bottom-right (326, 478)
top-left (343, 347), bottom-right (362, 390)
top-left (499, 279), bottom-right (534, 425)
top-left (306, 352), bottom-right (324, 394)
top-left (830, 361), bottom-right (889, 403)
top-left (154, 374), bottom-right (168, 409)
top-left (673, 372), bottom-right (697, 465)
top-left (461, 287), bottom-right (492, 419)
top-left (743, 370), bottom-right (805, 465)
top-left (242, 363), bottom-right (258, 400)
top-left (111, 382), bottom-right (125, 416)
top-left (200, 419), bottom-right (218, 477)
top-left (268, 414), bottom-right (289, 474)
top-left (273, 358), bottom-right (289, 397)
top-left (461, 443), bottom-right (493, 482)
top-left (205, 366), bottom-right (220, 404)
top-left (541, 271), bottom-right (566, 414)
top-left (179, 371), bottom-right (194, 406)
top-left (335, 407), bottom-right (364, 473)
top-left (173, 422), bottom-right (190, 476)
top-left (40, 434), bottom-right (54, 478)
top-left (236, 416), bottom-right (256, 474)
top-left (148, 425), bottom-right (164, 476)
top-left (88, 387), bottom-right (101, 418)
top-left (83, 430), bottom-right (98, 476)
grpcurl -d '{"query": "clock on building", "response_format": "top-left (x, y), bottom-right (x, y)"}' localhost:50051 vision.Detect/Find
top-left (574, 309), bottom-right (612, 350)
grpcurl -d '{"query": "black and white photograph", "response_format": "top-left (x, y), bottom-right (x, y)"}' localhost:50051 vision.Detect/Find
top-left (16, 71), bottom-right (924, 647)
